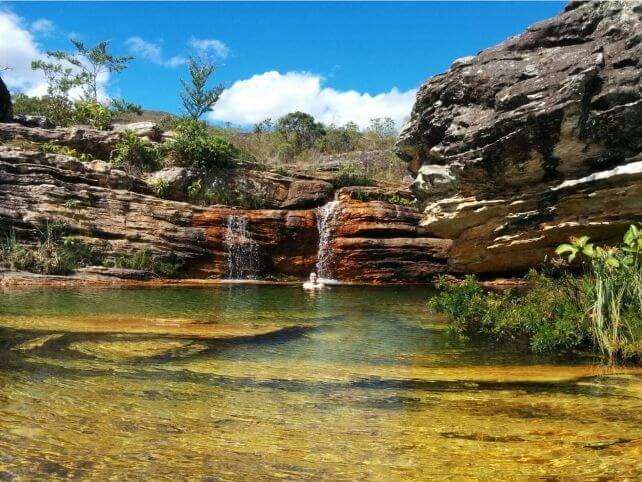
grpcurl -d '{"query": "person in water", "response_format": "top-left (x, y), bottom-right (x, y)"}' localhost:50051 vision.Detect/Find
top-left (303, 272), bottom-right (324, 289)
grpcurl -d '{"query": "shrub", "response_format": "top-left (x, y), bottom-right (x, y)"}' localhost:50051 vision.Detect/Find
top-left (186, 178), bottom-right (203, 202)
top-left (40, 143), bottom-right (93, 162)
top-left (154, 179), bottom-right (171, 199)
top-left (73, 100), bottom-right (113, 130)
top-left (430, 225), bottom-right (642, 364)
top-left (110, 130), bottom-right (161, 171)
top-left (331, 164), bottom-right (375, 188)
top-left (12, 93), bottom-right (75, 127)
top-left (0, 223), bottom-right (103, 275)
top-left (556, 225), bottom-right (642, 363)
top-left (429, 273), bottom-right (588, 355)
top-left (110, 250), bottom-right (184, 278)
top-left (169, 119), bottom-right (238, 170)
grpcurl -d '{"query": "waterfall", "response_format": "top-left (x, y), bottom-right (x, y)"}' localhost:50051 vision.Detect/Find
top-left (315, 199), bottom-right (340, 280)
top-left (224, 215), bottom-right (259, 280)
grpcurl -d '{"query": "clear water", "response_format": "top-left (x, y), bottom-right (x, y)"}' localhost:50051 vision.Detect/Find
top-left (0, 285), bottom-right (640, 480)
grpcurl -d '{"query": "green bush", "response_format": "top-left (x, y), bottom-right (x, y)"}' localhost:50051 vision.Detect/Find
top-left (331, 164), bottom-right (375, 188)
top-left (154, 179), bottom-right (171, 199)
top-left (430, 225), bottom-right (642, 364)
top-left (110, 250), bottom-right (184, 278)
top-left (73, 100), bottom-right (113, 130)
top-left (40, 143), bottom-right (93, 162)
top-left (0, 223), bottom-right (103, 275)
top-left (556, 225), bottom-right (642, 363)
top-left (12, 93), bottom-right (75, 127)
top-left (429, 273), bottom-right (588, 355)
top-left (169, 119), bottom-right (238, 170)
top-left (110, 130), bottom-right (161, 171)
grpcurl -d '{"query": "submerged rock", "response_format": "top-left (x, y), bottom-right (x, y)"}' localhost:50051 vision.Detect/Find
top-left (396, 1), bottom-right (642, 274)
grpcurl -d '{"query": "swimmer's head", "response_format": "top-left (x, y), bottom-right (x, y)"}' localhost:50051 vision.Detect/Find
top-left (309, 272), bottom-right (318, 282)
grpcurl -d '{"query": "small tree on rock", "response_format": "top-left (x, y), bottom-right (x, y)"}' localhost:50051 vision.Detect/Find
top-left (180, 57), bottom-right (224, 120)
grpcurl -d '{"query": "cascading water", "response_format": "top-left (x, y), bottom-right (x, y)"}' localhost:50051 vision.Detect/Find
top-left (224, 215), bottom-right (259, 280)
top-left (315, 197), bottom-right (341, 281)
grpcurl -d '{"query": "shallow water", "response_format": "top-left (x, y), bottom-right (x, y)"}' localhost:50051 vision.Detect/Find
top-left (0, 285), bottom-right (640, 480)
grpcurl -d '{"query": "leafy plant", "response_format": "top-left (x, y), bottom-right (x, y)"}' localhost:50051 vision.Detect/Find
top-left (154, 179), bottom-right (171, 199)
top-left (331, 163), bottom-right (375, 188)
top-left (186, 178), bottom-right (203, 202)
top-left (110, 130), bottom-right (161, 171)
top-left (40, 143), bottom-right (93, 161)
top-left (73, 100), bottom-right (113, 130)
top-left (556, 225), bottom-right (642, 363)
top-left (168, 119), bottom-right (238, 170)
top-left (0, 223), bottom-right (103, 275)
top-left (110, 250), bottom-right (184, 278)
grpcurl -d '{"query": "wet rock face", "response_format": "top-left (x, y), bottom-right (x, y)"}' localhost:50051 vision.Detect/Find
top-left (396, 1), bottom-right (642, 274)
top-left (0, 77), bottom-right (12, 122)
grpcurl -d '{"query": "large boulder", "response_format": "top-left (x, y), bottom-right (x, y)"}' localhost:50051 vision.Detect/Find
top-left (0, 77), bottom-right (12, 122)
top-left (396, 1), bottom-right (642, 274)
top-left (281, 180), bottom-right (333, 209)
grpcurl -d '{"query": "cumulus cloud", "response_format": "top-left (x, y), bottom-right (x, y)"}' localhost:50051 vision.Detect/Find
top-left (189, 38), bottom-right (229, 59)
top-left (125, 36), bottom-right (187, 68)
top-left (0, 10), bottom-right (47, 95)
top-left (30, 18), bottom-right (55, 36)
top-left (0, 11), bottom-right (110, 99)
top-left (209, 71), bottom-right (416, 129)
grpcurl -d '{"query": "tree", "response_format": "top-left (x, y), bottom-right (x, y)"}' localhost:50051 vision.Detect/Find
top-left (368, 117), bottom-right (397, 138)
top-left (275, 111), bottom-right (326, 153)
top-left (44, 40), bottom-right (133, 101)
top-left (180, 57), bottom-right (224, 120)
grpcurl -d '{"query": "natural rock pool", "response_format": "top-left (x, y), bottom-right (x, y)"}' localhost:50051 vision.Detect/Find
top-left (0, 285), bottom-right (640, 479)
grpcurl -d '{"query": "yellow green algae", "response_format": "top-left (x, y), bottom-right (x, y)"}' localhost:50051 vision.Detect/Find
top-left (0, 285), bottom-right (640, 480)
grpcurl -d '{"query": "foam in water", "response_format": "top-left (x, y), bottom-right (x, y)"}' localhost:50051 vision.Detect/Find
top-left (315, 198), bottom-right (341, 281)
top-left (224, 215), bottom-right (259, 280)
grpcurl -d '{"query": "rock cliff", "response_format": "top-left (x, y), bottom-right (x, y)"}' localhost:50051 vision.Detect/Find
top-left (396, 1), bottom-right (642, 273)
top-left (0, 122), bottom-right (446, 282)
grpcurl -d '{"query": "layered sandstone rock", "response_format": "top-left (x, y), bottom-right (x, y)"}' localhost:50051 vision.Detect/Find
top-left (396, 1), bottom-right (642, 273)
top-left (0, 145), bottom-right (443, 282)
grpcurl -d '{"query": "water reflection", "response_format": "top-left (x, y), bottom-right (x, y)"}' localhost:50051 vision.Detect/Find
top-left (0, 285), bottom-right (640, 479)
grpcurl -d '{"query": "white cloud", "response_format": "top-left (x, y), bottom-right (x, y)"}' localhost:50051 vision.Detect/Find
top-left (209, 71), bottom-right (416, 129)
top-left (125, 36), bottom-right (187, 68)
top-left (189, 38), bottom-right (229, 59)
top-left (0, 10), bottom-right (47, 95)
top-left (0, 10), bottom-right (110, 100)
top-left (30, 18), bottom-right (55, 36)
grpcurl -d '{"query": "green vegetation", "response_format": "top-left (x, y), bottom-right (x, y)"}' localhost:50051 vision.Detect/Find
top-left (185, 176), bottom-right (272, 209)
top-left (110, 130), bottom-right (161, 171)
top-left (40, 143), bottom-right (93, 162)
top-left (180, 57), bottom-right (224, 120)
top-left (109, 250), bottom-right (184, 278)
top-left (0, 222), bottom-right (101, 275)
top-left (351, 188), bottom-right (416, 207)
top-left (14, 39), bottom-right (138, 128)
top-left (168, 119), bottom-right (239, 170)
top-left (153, 179), bottom-right (171, 199)
top-left (430, 225), bottom-right (642, 364)
top-left (331, 163), bottom-right (375, 188)
top-left (43, 39), bottom-right (133, 102)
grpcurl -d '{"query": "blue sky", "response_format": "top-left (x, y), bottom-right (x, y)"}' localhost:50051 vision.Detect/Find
top-left (1, 1), bottom-right (565, 128)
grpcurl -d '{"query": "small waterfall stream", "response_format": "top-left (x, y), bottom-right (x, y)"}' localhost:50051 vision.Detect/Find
top-left (224, 215), bottom-right (259, 280)
top-left (315, 198), bottom-right (341, 280)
